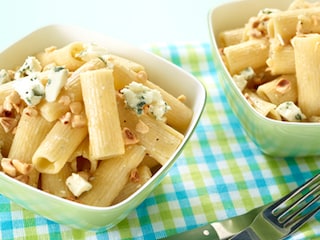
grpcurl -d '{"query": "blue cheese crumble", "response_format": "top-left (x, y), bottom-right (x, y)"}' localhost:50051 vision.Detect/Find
top-left (13, 74), bottom-right (45, 106)
top-left (45, 66), bottom-right (69, 102)
top-left (12, 56), bottom-right (69, 106)
top-left (120, 81), bottom-right (171, 120)
top-left (232, 67), bottom-right (255, 91)
top-left (14, 56), bottom-right (42, 79)
top-left (276, 101), bottom-right (306, 122)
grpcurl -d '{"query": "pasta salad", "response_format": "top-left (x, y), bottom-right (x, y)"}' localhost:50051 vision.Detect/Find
top-left (0, 41), bottom-right (193, 207)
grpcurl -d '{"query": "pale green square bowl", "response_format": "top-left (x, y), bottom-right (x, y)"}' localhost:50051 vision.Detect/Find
top-left (0, 25), bottom-right (206, 231)
top-left (208, 0), bottom-right (320, 157)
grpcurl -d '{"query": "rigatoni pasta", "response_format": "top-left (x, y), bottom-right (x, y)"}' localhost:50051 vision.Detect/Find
top-left (41, 162), bottom-right (74, 199)
top-left (117, 97), bottom-right (184, 165)
top-left (80, 69), bottom-right (125, 160)
top-left (8, 107), bottom-right (55, 186)
top-left (78, 145), bottom-right (146, 207)
top-left (223, 39), bottom-right (269, 75)
top-left (267, 44), bottom-right (295, 75)
top-left (36, 42), bottom-right (85, 71)
top-left (112, 165), bottom-right (152, 204)
top-left (256, 75), bottom-right (297, 105)
top-left (219, 28), bottom-right (244, 47)
top-left (0, 41), bottom-right (193, 207)
top-left (292, 34), bottom-right (320, 117)
top-left (32, 119), bottom-right (88, 174)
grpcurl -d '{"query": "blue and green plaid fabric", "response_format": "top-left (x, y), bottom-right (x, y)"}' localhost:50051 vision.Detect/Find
top-left (1, 42), bottom-right (319, 240)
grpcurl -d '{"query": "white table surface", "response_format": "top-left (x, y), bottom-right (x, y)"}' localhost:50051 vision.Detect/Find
top-left (0, 0), bottom-right (228, 50)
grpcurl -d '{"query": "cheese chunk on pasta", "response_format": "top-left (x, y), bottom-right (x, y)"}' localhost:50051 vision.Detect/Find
top-left (66, 173), bottom-right (92, 197)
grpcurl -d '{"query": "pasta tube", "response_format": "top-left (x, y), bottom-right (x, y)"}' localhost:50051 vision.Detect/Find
top-left (8, 107), bottom-right (55, 187)
top-left (244, 90), bottom-right (280, 119)
top-left (267, 44), bottom-right (295, 75)
top-left (80, 69), bottom-right (124, 160)
top-left (112, 63), bottom-right (147, 91)
top-left (102, 52), bottom-right (147, 91)
top-left (104, 54), bottom-right (145, 73)
top-left (112, 165), bottom-right (152, 204)
top-left (36, 42), bottom-right (85, 71)
top-left (41, 163), bottom-right (74, 199)
top-left (292, 34), bottom-right (320, 117)
top-left (223, 39), bottom-right (269, 75)
top-left (78, 145), bottom-right (146, 207)
top-left (32, 120), bottom-right (88, 174)
top-left (117, 97), bottom-right (184, 165)
top-left (257, 75), bottom-right (297, 105)
top-left (219, 28), bottom-right (245, 47)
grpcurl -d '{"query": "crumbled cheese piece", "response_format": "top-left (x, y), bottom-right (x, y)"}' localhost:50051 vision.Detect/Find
top-left (13, 74), bottom-right (45, 106)
top-left (65, 173), bottom-right (92, 197)
top-left (45, 66), bottom-right (69, 102)
top-left (276, 101), bottom-right (306, 122)
top-left (14, 56), bottom-right (42, 79)
top-left (0, 69), bottom-right (11, 84)
top-left (120, 81), bottom-right (171, 120)
top-left (76, 43), bottom-right (109, 62)
top-left (13, 56), bottom-right (69, 105)
top-left (232, 67), bottom-right (255, 91)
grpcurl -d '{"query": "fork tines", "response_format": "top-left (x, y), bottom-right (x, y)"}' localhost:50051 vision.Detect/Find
top-left (264, 173), bottom-right (320, 233)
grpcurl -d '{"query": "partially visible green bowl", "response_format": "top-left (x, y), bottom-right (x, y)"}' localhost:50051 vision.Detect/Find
top-left (208, 0), bottom-right (320, 157)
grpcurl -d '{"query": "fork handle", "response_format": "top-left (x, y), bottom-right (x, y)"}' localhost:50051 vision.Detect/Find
top-left (160, 224), bottom-right (220, 239)
top-left (230, 228), bottom-right (260, 240)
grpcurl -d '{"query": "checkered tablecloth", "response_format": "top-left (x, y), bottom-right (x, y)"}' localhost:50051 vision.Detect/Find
top-left (1, 42), bottom-right (319, 240)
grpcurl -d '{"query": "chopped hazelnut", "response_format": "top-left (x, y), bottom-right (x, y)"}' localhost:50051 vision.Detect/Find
top-left (60, 112), bottom-right (72, 125)
top-left (58, 95), bottom-right (71, 106)
top-left (24, 107), bottom-right (38, 117)
top-left (122, 127), bottom-right (139, 145)
top-left (12, 159), bottom-right (33, 175)
top-left (137, 71), bottom-right (148, 82)
top-left (71, 114), bottom-right (87, 128)
top-left (129, 168), bottom-right (140, 183)
top-left (1, 158), bottom-right (17, 177)
top-left (135, 120), bottom-right (149, 134)
top-left (0, 117), bottom-right (18, 133)
top-left (69, 102), bottom-right (83, 114)
top-left (276, 78), bottom-right (291, 94)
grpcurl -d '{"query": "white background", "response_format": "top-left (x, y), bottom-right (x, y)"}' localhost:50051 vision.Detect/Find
top-left (0, 0), bottom-right (229, 50)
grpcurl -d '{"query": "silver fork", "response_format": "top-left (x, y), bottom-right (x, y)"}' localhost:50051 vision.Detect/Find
top-left (230, 173), bottom-right (320, 240)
